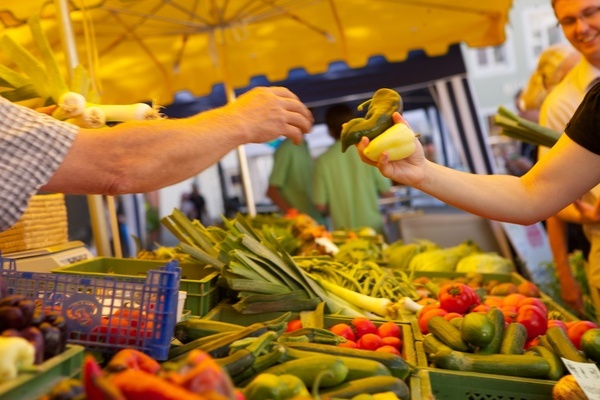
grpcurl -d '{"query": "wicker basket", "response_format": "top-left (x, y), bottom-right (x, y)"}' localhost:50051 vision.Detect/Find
top-left (0, 193), bottom-right (68, 253)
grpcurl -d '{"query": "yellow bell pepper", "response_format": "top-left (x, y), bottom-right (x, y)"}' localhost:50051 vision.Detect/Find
top-left (363, 123), bottom-right (416, 162)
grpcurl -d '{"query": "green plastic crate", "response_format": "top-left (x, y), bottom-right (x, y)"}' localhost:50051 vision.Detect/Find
top-left (0, 345), bottom-right (85, 400)
top-left (52, 257), bottom-right (220, 317)
top-left (418, 368), bottom-right (555, 400)
top-left (202, 303), bottom-right (419, 366)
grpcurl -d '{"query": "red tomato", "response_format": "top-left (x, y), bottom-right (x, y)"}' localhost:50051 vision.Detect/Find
top-left (547, 319), bottom-right (568, 332)
top-left (329, 323), bottom-right (356, 341)
top-left (351, 317), bottom-right (377, 339)
top-left (376, 345), bottom-right (401, 355)
top-left (337, 340), bottom-right (357, 349)
top-left (502, 293), bottom-right (526, 308)
top-left (438, 283), bottom-right (479, 314)
top-left (381, 336), bottom-right (402, 349)
top-left (357, 333), bottom-right (383, 350)
top-left (567, 320), bottom-right (599, 350)
top-left (516, 304), bottom-right (548, 341)
top-left (418, 307), bottom-right (448, 334)
top-left (286, 319), bottom-right (302, 332)
top-left (517, 297), bottom-right (548, 315)
top-left (377, 321), bottom-right (401, 338)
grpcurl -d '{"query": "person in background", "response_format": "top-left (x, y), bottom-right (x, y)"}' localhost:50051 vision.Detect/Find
top-left (181, 182), bottom-right (208, 225)
top-left (312, 103), bottom-right (393, 235)
top-left (266, 137), bottom-right (324, 224)
top-left (519, 41), bottom-right (584, 312)
top-left (0, 86), bottom-right (313, 232)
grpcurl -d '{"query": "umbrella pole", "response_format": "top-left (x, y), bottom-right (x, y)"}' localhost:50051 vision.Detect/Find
top-left (55, 0), bottom-right (114, 256)
top-left (224, 85), bottom-right (257, 217)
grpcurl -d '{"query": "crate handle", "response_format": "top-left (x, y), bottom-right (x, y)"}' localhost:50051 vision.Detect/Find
top-left (0, 251), bottom-right (17, 271)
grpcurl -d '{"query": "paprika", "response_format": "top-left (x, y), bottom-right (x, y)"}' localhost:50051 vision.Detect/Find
top-left (243, 373), bottom-right (309, 400)
top-left (340, 88), bottom-right (402, 152)
top-left (363, 123), bottom-right (416, 162)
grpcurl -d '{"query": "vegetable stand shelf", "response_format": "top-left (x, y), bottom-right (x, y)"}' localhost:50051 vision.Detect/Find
top-left (0, 255), bottom-right (181, 360)
top-left (52, 257), bottom-right (220, 317)
top-left (0, 344), bottom-right (84, 400)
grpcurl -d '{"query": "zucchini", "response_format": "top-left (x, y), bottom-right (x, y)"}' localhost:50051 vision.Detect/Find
top-left (545, 326), bottom-right (589, 363)
top-left (214, 348), bottom-right (256, 377)
top-left (427, 315), bottom-right (470, 352)
top-left (499, 322), bottom-right (527, 355)
top-left (259, 355), bottom-right (348, 388)
top-left (283, 342), bottom-right (415, 381)
top-left (283, 346), bottom-right (391, 381)
top-left (320, 376), bottom-right (410, 400)
top-left (422, 333), bottom-right (452, 356)
top-left (433, 348), bottom-right (550, 378)
top-left (174, 317), bottom-right (243, 343)
top-left (525, 345), bottom-right (566, 380)
top-left (476, 307), bottom-right (505, 354)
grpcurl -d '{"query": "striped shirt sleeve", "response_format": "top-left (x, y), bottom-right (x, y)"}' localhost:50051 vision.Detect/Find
top-left (0, 97), bottom-right (78, 231)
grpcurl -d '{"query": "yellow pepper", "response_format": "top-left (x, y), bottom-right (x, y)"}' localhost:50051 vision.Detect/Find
top-left (363, 123), bottom-right (416, 162)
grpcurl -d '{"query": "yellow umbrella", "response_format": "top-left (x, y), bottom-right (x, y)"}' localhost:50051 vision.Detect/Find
top-left (1, 0), bottom-right (513, 104)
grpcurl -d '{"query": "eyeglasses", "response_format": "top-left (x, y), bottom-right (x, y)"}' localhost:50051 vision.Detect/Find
top-left (556, 6), bottom-right (600, 28)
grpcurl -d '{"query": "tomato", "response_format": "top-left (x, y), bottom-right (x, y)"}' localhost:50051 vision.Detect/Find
top-left (471, 304), bottom-right (490, 313)
top-left (418, 307), bottom-right (448, 334)
top-left (518, 281), bottom-right (540, 297)
top-left (381, 336), bottom-right (402, 349)
top-left (329, 323), bottom-right (356, 341)
top-left (501, 306), bottom-right (518, 324)
top-left (443, 312), bottom-right (463, 321)
top-left (286, 319), bottom-right (303, 332)
top-left (376, 345), bottom-right (401, 355)
top-left (516, 304), bottom-right (548, 341)
top-left (517, 297), bottom-right (548, 315)
top-left (357, 333), bottom-right (383, 350)
top-left (377, 321), bottom-right (401, 338)
top-left (337, 340), bottom-right (357, 348)
top-left (547, 319), bottom-right (568, 332)
top-left (438, 283), bottom-right (479, 314)
top-left (567, 320), bottom-right (599, 350)
top-left (351, 317), bottom-right (377, 339)
top-left (502, 293), bottom-right (526, 308)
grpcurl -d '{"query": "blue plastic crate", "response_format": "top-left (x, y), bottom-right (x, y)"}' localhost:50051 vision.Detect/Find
top-left (0, 254), bottom-right (181, 360)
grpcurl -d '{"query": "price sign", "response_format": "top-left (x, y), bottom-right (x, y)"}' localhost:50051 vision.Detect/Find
top-left (562, 358), bottom-right (600, 399)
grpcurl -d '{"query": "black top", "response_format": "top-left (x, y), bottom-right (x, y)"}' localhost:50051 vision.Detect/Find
top-left (565, 82), bottom-right (600, 155)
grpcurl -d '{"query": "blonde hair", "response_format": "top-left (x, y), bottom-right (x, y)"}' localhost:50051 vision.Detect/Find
top-left (519, 43), bottom-right (580, 111)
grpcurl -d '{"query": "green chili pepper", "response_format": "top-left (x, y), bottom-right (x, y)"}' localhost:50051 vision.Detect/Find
top-left (341, 88), bottom-right (402, 152)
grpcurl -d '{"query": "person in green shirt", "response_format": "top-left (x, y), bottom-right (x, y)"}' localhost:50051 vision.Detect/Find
top-left (267, 138), bottom-right (324, 224)
top-left (312, 104), bottom-right (393, 234)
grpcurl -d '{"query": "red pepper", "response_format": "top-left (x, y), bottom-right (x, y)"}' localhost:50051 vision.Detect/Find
top-left (84, 355), bottom-right (126, 400)
top-left (107, 349), bottom-right (161, 374)
top-left (516, 304), bottom-right (547, 341)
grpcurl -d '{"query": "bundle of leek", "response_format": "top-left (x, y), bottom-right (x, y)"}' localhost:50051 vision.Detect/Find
top-left (494, 106), bottom-right (560, 148)
top-left (162, 210), bottom-right (410, 318)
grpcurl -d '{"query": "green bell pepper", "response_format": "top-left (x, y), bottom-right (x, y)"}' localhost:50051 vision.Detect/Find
top-left (244, 373), bottom-right (310, 400)
top-left (341, 88), bottom-right (402, 152)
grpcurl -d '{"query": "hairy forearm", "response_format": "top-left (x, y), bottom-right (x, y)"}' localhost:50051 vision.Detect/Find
top-left (43, 108), bottom-right (248, 194)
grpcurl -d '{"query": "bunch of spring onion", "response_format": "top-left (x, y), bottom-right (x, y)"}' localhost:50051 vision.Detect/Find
top-left (161, 210), bottom-right (422, 319)
top-left (0, 15), bottom-right (162, 128)
top-left (494, 106), bottom-right (560, 148)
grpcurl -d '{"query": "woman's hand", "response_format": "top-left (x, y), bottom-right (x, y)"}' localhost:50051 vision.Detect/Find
top-left (356, 112), bottom-right (428, 187)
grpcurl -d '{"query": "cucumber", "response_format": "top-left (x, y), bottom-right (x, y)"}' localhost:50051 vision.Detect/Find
top-left (282, 342), bottom-right (414, 381)
top-left (427, 315), bottom-right (470, 352)
top-left (433, 348), bottom-right (550, 378)
top-left (499, 322), bottom-right (527, 355)
top-left (423, 333), bottom-right (452, 356)
top-left (259, 355), bottom-right (348, 388)
top-left (174, 317), bottom-right (243, 343)
top-left (214, 348), bottom-right (256, 377)
top-left (283, 346), bottom-right (391, 381)
top-left (320, 376), bottom-right (410, 400)
top-left (545, 326), bottom-right (589, 363)
top-left (476, 307), bottom-right (505, 354)
top-left (525, 345), bottom-right (566, 380)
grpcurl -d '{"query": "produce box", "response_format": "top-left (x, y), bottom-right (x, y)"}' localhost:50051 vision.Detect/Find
top-left (0, 344), bottom-right (84, 400)
top-left (1, 255), bottom-right (181, 360)
top-left (416, 368), bottom-right (554, 400)
top-left (202, 303), bottom-right (420, 366)
top-left (52, 257), bottom-right (220, 317)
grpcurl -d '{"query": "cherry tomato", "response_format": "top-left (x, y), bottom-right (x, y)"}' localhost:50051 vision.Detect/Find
top-left (418, 307), bottom-right (448, 334)
top-left (351, 317), bottom-right (377, 339)
top-left (357, 333), bottom-right (383, 350)
top-left (567, 320), bottom-right (599, 350)
top-left (438, 283), bottom-right (479, 314)
top-left (516, 304), bottom-right (548, 341)
top-left (329, 323), bottom-right (356, 341)
top-left (286, 319), bottom-right (302, 332)
top-left (381, 336), bottom-right (402, 349)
